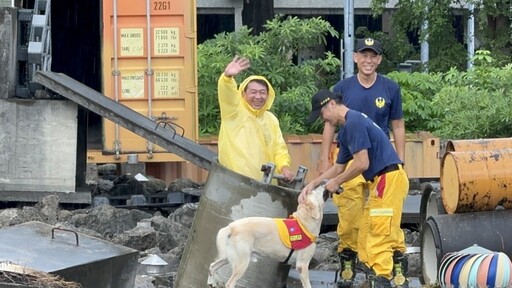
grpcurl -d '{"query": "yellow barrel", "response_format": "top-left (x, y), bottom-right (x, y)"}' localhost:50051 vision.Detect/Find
top-left (441, 149), bottom-right (512, 214)
top-left (445, 138), bottom-right (512, 153)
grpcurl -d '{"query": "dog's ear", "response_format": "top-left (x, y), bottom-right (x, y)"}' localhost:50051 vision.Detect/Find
top-left (322, 189), bottom-right (329, 202)
top-left (306, 198), bottom-right (321, 220)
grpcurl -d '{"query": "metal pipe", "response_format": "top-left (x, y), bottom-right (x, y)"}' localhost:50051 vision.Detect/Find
top-left (420, 16), bottom-right (429, 70)
top-left (421, 210), bottom-right (512, 285)
top-left (343, 0), bottom-right (354, 78)
top-left (146, 0), bottom-right (154, 159)
top-left (467, 3), bottom-right (475, 69)
top-left (113, 0), bottom-right (121, 159)
top-left (146, 0), bottom-right (153, 117)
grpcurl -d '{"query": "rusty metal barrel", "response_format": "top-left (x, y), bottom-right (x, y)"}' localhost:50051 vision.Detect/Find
top-left (445, 138), bottom-right (512, 153)
top-left (175, 159), bottom-right (299, 288)
top-left (441, 148), bottom-right (512, 214)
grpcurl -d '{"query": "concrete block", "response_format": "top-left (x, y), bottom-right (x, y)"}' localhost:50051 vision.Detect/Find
top-left (129, 194), bottom-right (147, 205)
top-left (167, 192), bottom-right (186, 204)
top-left (0, 100), bottom-right (77, 192)
top-left (28, 41), bottom-right (43, 64)
top-left (120, 163), bottom-right (146, 176)
top-left (31, 14), bottom-right (46, 38)
top-left (93, 196), bottom-right (110, 207)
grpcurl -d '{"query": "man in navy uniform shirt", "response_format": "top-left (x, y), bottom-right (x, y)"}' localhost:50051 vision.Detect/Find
top-left (299, 89), bottom-right (409, 288)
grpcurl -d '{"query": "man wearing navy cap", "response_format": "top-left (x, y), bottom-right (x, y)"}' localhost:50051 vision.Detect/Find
top-left (299, 89), bottom-right (409, 288)
top-left (316, 38), bottom-right (407, 287)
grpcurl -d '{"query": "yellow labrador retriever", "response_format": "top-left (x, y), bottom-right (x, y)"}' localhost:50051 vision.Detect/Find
top-left (207, 184), bottom-right (327, 288)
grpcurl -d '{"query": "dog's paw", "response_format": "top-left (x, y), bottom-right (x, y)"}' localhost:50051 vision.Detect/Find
top-left (207, 273), bottom-right (221, 287)
top-left (206, 275), bottom-right (214, 287)
top-left (250, 255), bottom-right (258, 263)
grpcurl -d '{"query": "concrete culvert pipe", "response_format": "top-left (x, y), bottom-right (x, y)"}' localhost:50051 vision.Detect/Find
top-left (175, 159), bottom-right (299, 288)
top-left (421, 209), bottom-right (512, 286)
top-left (419, 181), bottom-right (445, 230)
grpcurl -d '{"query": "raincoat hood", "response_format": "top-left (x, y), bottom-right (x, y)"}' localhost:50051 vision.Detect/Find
top-left (238, 75), bottom-right (276, 116)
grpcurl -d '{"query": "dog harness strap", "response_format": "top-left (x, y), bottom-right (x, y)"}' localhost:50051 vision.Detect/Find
top-left (283, 249), bottom-right (295, 264)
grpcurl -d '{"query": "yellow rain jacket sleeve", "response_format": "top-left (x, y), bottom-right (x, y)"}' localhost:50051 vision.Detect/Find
top-left (217, 73), bottom-right (291, 180)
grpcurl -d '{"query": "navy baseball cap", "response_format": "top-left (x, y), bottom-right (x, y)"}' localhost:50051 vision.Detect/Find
top-left (355, 37), bottom-right (382, 55)
top-left (307, 89), bottom-right (339, 124)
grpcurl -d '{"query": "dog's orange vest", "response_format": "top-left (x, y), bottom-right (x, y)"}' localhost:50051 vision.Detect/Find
top-left (274, 217), bottom-right (316, 250)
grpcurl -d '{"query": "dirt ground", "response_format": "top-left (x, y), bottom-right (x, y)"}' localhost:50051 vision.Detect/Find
top-left (286, 270), bottom-right (424, 288)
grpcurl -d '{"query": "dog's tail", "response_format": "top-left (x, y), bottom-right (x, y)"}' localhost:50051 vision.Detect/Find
top-left (209, 225), bottom-right (232, 279)
top-left (215, 225), bottom-right (231, 259)
top-left (207, 226), bottom-right (231, 287)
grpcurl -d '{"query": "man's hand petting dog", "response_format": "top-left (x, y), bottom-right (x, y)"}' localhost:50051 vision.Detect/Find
top-left (299, 179), bottom-right (342, 204)
top-left (207, 184), bottom-right (327, 288)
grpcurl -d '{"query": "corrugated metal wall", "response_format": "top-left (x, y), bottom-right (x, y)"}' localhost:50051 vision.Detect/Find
top-left (146, 133), bottom-right (441, 185)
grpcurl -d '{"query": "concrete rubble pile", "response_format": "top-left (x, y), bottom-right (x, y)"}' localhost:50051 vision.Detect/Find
top-left (0, 166), bottom-right (421, 288)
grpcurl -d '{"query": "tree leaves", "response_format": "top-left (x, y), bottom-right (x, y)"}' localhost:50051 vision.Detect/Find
top-left (197, 16), bottom-right (341, 135)
top-left (389, 51), bottom-right (512, 139)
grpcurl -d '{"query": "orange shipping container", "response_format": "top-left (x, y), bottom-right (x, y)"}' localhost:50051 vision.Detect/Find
top-left (97, 0), bottom-right (198, 163)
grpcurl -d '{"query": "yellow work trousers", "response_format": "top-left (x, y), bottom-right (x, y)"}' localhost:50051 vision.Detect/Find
top-left (332, 160), bottom-right (366, 253)
top-left (358, 165), bottom-right (409, 279)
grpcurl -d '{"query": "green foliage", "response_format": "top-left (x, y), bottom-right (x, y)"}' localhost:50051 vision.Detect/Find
top-left (387, 71), bottom-right (444, 132)
top-left (198, 13), bottom-right (512, 140)
top-left (432, 86), bottom-right (512, 139)
top-left (388, 50), bottom-right (512, 139)
top-left (370, 0), bottom-right (469, 72)
top-left (197, 15), bottom-right (341, 135)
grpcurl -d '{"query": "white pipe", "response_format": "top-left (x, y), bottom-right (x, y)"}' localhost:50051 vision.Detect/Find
top-left (467, 3), bottom-right (475, 69)
top-left (420, 7), bottom-right (429, 71)
top-left (343, 0), bottom-right (354, 78)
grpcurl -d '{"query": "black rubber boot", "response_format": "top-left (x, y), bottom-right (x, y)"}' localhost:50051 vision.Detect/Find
top-left (336, 248), bottom-right (357, 288)
top-left (392, 251), bottom-right (409, 288)
top-left (368, 274), bottom-right (393, 288)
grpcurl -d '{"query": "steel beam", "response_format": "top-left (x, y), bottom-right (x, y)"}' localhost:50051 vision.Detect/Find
top-left (33, 70), bottom-right (216, 170)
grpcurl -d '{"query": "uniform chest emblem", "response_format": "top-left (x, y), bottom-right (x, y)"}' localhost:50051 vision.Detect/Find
top-left (375, 97), bottom-right (385, 108)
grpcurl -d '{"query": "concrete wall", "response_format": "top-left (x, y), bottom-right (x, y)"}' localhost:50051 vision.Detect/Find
top-left (0, 7), bottom-right (16, 99)
top-left (0, 0), bottom-right (34, 7)
top-left (0, 1), bottom-right (12, 7)
top-left (0, 99), bottom-right (78, 192)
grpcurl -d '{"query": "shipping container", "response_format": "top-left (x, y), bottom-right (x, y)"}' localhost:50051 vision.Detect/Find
top-left (91, 0), bottom-right (198, 163)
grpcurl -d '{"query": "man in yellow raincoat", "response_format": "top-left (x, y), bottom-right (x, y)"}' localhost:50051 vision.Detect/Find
top-left (217, 56), bottom-right (295, 181)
